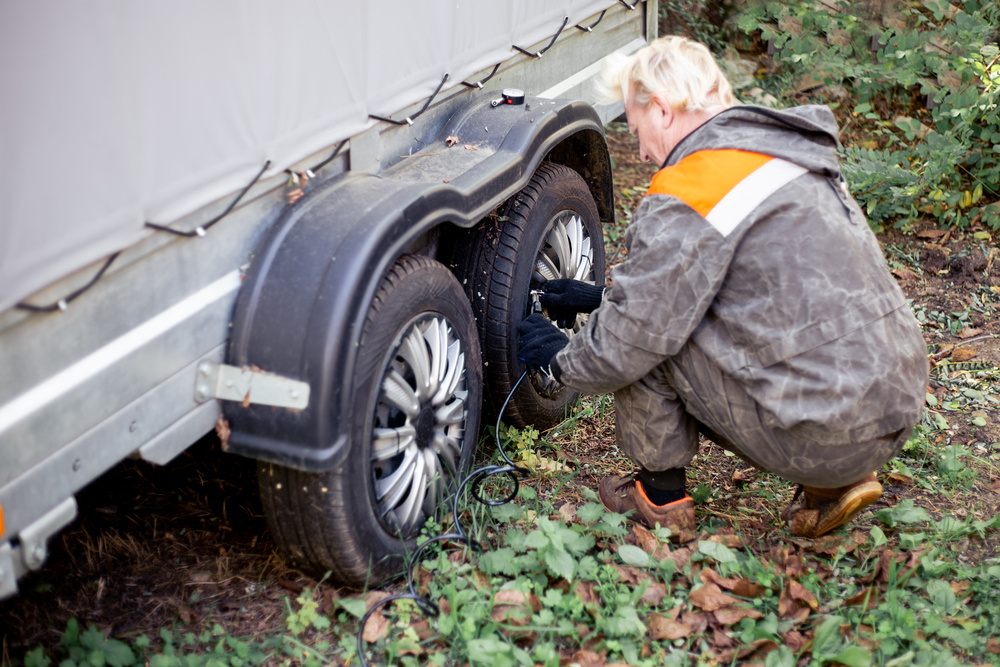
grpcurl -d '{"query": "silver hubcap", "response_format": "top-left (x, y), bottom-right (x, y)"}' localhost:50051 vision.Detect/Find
top-left (530, 209), bottom-right (596, 393)
top-left (371, 315), bottom-right (468, 536)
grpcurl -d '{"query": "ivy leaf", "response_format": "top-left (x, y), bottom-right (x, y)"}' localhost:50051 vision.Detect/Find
top-left (618, 544), bottom-right (651, 568)
top-left (543, 548), bottom-right (576, 581)
top-left (696, 540), bottom-right (738, 564)
top-left (830, 646), bottom-right (873, 667)
top-left (577, 502), bottom-right (606, 524)
top-left (874, 500), bottom-right (930, 527)
top-left (811, 616), bottom-right (844, 657)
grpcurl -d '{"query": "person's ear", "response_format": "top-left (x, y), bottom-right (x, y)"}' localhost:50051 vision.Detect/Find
top-left (650, 93), bottom-right (674, 129)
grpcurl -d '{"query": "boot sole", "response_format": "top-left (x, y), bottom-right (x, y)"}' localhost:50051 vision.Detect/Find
top-left (813, 481), bottom-right (883, 537)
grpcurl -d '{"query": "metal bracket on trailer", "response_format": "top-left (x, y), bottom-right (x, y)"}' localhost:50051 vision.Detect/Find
top-left (194, 362), bottom-right (310, 410)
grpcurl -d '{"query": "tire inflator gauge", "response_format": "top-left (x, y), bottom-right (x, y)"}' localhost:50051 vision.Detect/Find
top-left (491, 88), bottom-right (525, 107)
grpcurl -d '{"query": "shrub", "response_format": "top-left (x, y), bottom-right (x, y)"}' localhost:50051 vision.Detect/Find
top-left (735, 0), bottom-right (1000, 230)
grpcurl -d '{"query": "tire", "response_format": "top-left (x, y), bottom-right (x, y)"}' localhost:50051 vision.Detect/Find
top-left (470, 163), bottom-right (604, 430)
top-left (258, 255), bottom-right (482, 587)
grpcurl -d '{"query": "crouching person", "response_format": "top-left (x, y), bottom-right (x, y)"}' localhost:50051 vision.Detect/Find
top-left (516, 36), bottom-right (928, 542)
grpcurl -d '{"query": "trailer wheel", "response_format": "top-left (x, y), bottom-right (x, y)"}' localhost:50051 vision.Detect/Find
top-left (470, 163), bottom-right (604, 430)
top-left (258, 255), bottom-right (482, 586)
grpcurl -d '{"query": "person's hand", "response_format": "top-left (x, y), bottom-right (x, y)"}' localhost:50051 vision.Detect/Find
top-left (539, 279), bottom-right (605, 328)
top-left (516, 313), bottom-right (569, 374)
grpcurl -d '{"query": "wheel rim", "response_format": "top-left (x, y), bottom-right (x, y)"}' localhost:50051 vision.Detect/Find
top-left (529, 209), bottom-right (596, 395)
top-left (371, 314), bottom-right (468, 537)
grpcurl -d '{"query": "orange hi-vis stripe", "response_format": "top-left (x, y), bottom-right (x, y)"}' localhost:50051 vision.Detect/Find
top-left (647, 149), bottom-right (808, 237)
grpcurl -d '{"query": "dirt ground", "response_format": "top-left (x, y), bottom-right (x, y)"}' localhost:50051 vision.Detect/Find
top-left (3, 126), bottom-right (1000, 664)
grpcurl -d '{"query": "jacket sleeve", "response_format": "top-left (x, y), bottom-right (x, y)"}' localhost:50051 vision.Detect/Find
top-left (553, 195), bottom-right (737, 394)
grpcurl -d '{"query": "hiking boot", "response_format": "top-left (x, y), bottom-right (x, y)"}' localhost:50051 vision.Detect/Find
top-left (598, 475), bottom-right (696, 543)
top-left (783, 472), bottom-right (883, 538)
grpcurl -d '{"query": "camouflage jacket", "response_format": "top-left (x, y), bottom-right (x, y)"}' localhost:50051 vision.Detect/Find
top-left (553, 105), bottom-right (928, 442)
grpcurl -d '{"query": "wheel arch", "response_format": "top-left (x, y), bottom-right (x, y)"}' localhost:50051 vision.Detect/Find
top-left (224, 95), bottom-right (610, 472)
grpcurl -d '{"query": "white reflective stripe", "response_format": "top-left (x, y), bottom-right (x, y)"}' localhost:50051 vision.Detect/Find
top-left (705, 158), bottom-right (809, 237)
top-left (0, 271), bottom-right (242, 436)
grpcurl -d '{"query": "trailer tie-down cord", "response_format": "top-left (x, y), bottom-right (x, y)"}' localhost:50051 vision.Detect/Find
top-left (356, 369), bottom-right (531, 667)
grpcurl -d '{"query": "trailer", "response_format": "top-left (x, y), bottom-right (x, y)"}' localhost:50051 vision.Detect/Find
top-left (0, 1), bottom-right (657, 596)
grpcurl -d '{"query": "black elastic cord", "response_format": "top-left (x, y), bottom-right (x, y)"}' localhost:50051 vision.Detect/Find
top-left (15, 251), bottom-right (122, 313)
top-left (619, 0), bottom-right (639, 9)
top-left (370, 73), bottom-right (450, 126)
top-left (461, 63), bottom-right (501, 89)
top-left (146, 161), bottom-right (271, 238)
top-left (309, 139), bottom-right (348, 173)
top-left (514, 16), bottom-right (569, 58)
top-left (575, 9), bottom-right (607, 32)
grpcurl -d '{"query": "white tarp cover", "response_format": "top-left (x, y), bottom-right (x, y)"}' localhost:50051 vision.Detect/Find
top-left (0, 0), bottom-right (617, 314)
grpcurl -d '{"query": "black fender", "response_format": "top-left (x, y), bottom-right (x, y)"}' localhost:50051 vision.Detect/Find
top-left (224, 94), bottom-right (612, 471)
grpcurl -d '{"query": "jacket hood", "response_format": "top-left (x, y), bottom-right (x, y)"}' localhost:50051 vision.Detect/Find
top-left (665, 104), bottom-right (842, 177)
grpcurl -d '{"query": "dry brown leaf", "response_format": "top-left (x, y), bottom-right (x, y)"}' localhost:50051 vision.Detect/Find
top-left (574, 581), bottom-right (599, 606)
top-left (681, 610), bottom-right (709, 634)
top-left (845, 587), bottom-right (882, 610)
top-left (812, 531), bottom-right (867, 555)
top-left (956, 326), bottom-right (983, 339)
top-left (713, 606), bottom-right (764, 625)
top-left (988, 636), bottom-right (1000, 654)
top-left (700, 568), bottom-right (739, 589)
top-left (891, 268), bottom-right (920, 281)
top-left (445, 135), bottom-right (459, 146)
top-left (557, 502), bottom-right (578, 524)
top-left (778, 580), bottom-right (817, 620)
top-left (689, 583), bottom-right (738, 611)
top-left (464, 144), bottom-right (478, 151)
top-left (917, 229), bottom-right (947, 239)
top-left (731, 468), bottom-right (759, 483)
top-left (639, 582), bottom-right (667, 607)
top-left (362, 591), bottom-right (392, 642)
top-left (490, 590), bottom-right (539, 626)
top-left (647, 612), bottom-right (694, 640)
top-left (571, 649), bottom-right (606, 667)
top-left (630, 524), bottom-right (659, 553)
top-left (886, 471), bottom-right (914, 486)
top-left (614, 564), bottom-right (650, 586)
top-left (951, 346), bottom-right (977, 362)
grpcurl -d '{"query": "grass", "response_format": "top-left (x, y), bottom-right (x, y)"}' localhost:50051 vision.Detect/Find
top-left (14, 382), bottom-right (1000, 666)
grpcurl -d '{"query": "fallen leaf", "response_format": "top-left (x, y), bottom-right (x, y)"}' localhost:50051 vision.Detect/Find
top-left (956, 327), bottom-right (983, 339)
top-left (951, 346), bottom-right (977, 362)
top-left (491, 590), bottom-right (539, 626)
top-left (689, 583), bottom-right (738, 611)
top-left (891, 268), bottom-right (920, 281)
top-left (845, 587), bottom-right (882, 610)
top-left (639, 582), bottom-right (667, 607)
top-left (778, 580), bottom-right (817, 620)
top-left (362, 591), bottom-right (392, 642)
top-left (575, 581), bottom-right (599, 606)
top-left (571, 649), bottom-right (605, 667)
top-left (681, 610), bottom-right (709, 634)
top-left (629, 524), bottom-right (659, 553)
top-left (557, 502), bottom-right (578, 524)
top-left (886, 471), bottom-right (914, 485)
top-left (917, 229), bottom-right (947, 239)
top-left (464, 144), bottom-right (478, 151)
top-left (647, 612), bottom-right (694, 640)
top-left (445, 135), bottom-right (459, 146)
top-left (713, 606), bottom-right (764, 625)
top-left (731, 468), bottom-right (758, 483)
top-left (988, 636), bottom-right (1000, 654)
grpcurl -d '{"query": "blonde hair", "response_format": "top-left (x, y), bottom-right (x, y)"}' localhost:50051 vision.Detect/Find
top-left (596, 36), bottom-right (735, 113)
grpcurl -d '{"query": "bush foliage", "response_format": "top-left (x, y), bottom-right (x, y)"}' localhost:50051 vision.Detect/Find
top-left (698, 0), bottom-right (1000, 230)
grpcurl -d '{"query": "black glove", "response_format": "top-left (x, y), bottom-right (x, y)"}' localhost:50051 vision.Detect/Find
top-left (517, 313), bottom-right (569, 374)
top-left (539, 279), bottom-right (605, 329)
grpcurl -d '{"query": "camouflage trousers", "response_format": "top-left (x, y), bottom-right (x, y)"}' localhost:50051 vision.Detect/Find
top-left (613, 341), bottom-right (914, 488)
